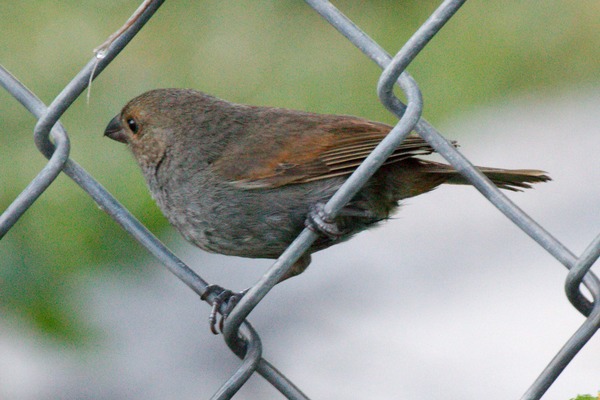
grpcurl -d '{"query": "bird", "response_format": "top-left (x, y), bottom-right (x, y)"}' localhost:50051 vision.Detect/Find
top-left (105, 88), bottom-right (550, 331)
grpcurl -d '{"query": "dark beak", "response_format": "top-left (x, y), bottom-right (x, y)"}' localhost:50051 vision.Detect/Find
top-left (104, 115), bottom-right (128, 144)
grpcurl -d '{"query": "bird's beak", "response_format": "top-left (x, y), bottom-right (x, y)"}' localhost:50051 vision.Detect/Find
top-left (104, 115), bottom-right (128, 144)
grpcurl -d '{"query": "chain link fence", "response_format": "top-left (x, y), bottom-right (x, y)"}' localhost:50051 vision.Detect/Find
top-left (1, 0), bottom-right (599, 399)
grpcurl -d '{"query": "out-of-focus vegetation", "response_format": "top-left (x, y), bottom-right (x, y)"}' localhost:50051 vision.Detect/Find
top-left (1, 0), bottom-right (598, 342)
top-left (571, 394), bottom-right (599, 400)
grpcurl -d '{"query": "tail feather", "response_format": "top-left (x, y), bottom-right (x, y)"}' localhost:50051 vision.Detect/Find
top-left (425, 162), bottom-right (551, 192)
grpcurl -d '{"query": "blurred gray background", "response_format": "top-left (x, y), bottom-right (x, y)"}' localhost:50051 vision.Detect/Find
top-left (1, 1), bottom-right (599, 399)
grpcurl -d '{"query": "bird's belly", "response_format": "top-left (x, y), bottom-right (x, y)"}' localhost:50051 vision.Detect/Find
top-left (152, 175), bottom-right (342, 259)
top-left (177, 210), bottom-right (304, 259)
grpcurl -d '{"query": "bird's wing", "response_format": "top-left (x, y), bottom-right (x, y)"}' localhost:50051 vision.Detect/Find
top-left (212, 114), bottom-right (438, 189)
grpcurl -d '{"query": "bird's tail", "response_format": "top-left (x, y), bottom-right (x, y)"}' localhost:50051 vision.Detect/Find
top-left (424, 161), bottom-right (551, 192)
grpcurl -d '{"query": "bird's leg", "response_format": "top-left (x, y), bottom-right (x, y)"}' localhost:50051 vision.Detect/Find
top-left (306, 202), bottom-right (381, 239)
top-left (200, 285), bottom-right (247, 334)
top-left (200, 254), bottom-right (312, 333)
top-left (305, 202), bottom-right (342, 239)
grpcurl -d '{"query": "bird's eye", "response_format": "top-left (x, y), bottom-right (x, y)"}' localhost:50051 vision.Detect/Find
top-left (126, 118), bottom-right (139, 134)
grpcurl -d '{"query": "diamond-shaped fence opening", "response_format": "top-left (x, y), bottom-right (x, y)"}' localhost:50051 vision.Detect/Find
top-left (1, 1), bottom-right (599, 399)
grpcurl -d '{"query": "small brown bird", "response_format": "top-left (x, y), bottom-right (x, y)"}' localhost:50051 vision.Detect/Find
top-left (105, 88), bottom-right (550, 282)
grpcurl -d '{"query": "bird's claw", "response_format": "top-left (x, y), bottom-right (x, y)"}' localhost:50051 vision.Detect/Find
top-left (305, 203), bottom-right (342, 239)
top-left (201, 285), bottom-right (246, 335)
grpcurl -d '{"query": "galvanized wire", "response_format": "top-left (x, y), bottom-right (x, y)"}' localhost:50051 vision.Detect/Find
top-left (1, 0), bottom-right (598, 399)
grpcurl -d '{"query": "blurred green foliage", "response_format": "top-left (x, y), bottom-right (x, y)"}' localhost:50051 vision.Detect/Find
top-left (1, 0), bottom-right (599, 342)
top-left (571, 395), bottom-right (598, 400)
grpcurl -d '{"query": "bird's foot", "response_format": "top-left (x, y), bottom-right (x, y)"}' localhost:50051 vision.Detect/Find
top-left (200, 285), bottom-right (247, 335)
top-left (305, 202), bottom-right (342, 239)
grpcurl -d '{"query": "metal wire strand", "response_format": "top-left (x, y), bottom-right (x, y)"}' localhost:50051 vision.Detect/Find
top-left (0, 77), bottom-right (70, 239)
top-left (210, 323), bottom-right (263, 400)
top-left (521, 235), bottom-right (600, 400)
top-left (303, 2), bottom-right (600, 399)
top-left (0, 0), bottom-right (166, 239)
top-left (304, 0), bottom-right (599, 317)
top-left (222, 0), bottom-right (463, 364)
top-left (1, 63), bottom-right (306, 400)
